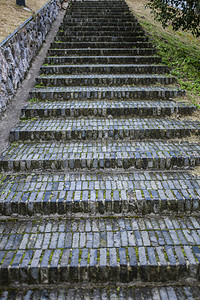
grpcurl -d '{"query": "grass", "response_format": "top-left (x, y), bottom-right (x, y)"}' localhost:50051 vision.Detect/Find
top-left (126, 0), bottom-right (200, 109)
top-left (0, 0), bottom-right (49, 43)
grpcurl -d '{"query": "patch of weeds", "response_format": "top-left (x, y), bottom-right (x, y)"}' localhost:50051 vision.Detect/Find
top-left (11, 142), bottom-right (18, 147)
top-left (35, 83), bottom-right (45, 88)
top-left (139, 21), bottom-right (200, 106)
top-left (21, 117), bottom-right (38, 123)
top-left (187, 95), bottom-right (200, 109)
top-left (29, 98), bottom-right (38, 103)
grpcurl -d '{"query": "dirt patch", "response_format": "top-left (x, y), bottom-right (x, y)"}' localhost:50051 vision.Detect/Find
top-left (0, 0), bottom-right (49, 43)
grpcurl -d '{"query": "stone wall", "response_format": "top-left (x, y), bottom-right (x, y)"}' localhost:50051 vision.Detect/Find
top-left (0, 0), bottom-right (61, 116)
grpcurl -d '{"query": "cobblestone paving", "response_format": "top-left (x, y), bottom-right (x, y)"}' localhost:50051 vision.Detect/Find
top-left (37, 74), bottom-right (177, 86)
top-left (48, 48), bottom-right (159, 56)
top-left (1, 171), bottom-right (200, 215)
top-left (1, 140), bottom-right (200, 171)
top-left (0, 0), bottom-right (200, 296)
top-left (1, 217), bottom-right (200, 284)
top-left (31, 85), bottom-right (184, 100)
top-left (40, 64), bottom-right (170, 75)
top-left (22, 100), bottom-right (195, 118)
top-left (9, 118), bottom-right (200, 142)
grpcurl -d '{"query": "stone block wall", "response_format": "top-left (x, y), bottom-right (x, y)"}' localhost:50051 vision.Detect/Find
top-left (0, 0), bottom-right (61, 116)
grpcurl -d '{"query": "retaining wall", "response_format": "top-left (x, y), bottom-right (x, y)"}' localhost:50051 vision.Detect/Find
top-left (0, 0), bottom-right (62, 116)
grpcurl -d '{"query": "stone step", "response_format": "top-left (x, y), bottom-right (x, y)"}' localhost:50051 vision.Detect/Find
top-left (69, 5), bottom-right (129, 7)
top-left (1, 171), bottom-right (200, 215)
top-left (40, 64), bottom-right (169, 75)
top-left (61, 22), bottom-right (139, 28)
top-left (69, 8), bottom-right (129, 11)
top-left (47, 48), bottom-right (158, 57)
top-left (36, 74), bottom-right (176, 87)
top-left (70, 2), bottom-right (128, 4)
top-left (62, 16), bottom-right (137, 21)
top-left (61, 22), bottom-right (141, 28)
top-left (9, 118), bottom-right (200, 142)
top-left (57, 30), bottom-right (145, 37)
top-left (44, 56), bottom-right (161, 65)
top-left (65, 12), bottom-right (132, 16)
top-left (61, 25), bottom-right (140, 31)
top-left (1, 217), bottom-right (200, 284)
top-left (0, 140), bottom-right (199, 172)
top-left (63, 16), bottom-right (137, 21)
top-left (50, 41), bottom-right (153, 49)
top-left (69, 4), bottom-right (130, 8)
top-left (30, 86), bottom-right (183, 100)
top-left (62, 19), bottom-right (137, 25)
top-left (54, 36), bottom-right (148, 43)
top-left (1, 285), bottom-right (199, 299)
top-left (68, 8), bottom-right (130, 11)
top-left (22, 100), bottom-right (195, 118)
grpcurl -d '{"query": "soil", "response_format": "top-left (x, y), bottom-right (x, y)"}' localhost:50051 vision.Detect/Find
top-left (0, 0), bottom-right (50, 43)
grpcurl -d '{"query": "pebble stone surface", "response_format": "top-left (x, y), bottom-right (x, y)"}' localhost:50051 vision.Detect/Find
top-left (0, 0), bottom-right (200, 297)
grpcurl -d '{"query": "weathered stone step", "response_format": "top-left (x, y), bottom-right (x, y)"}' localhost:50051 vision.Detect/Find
top-left (36, 74), bottom-right (176, 87)
top-left (70, 2), bottom-right (128, 4)
top-left (66, 2), bottom-right (129, 8)
top-left (68, 8), bottom-right (130, 12)
top-left (69, 4), bottom-right (129, 8)
top-left (54, 36), bottom-right (147, 43)
top-left (1, 216), bottom-right (200, 284)
top-left (62, 19), bottom-right (137, 25)
top-left (62, 22), bottom-right (138, 28)
top-left (61, 23), bottom-right (141, 29)
top-left (0, 140), bottom-right (199, 171)
top-left (51, 41), bottom-right (153, 49)
top-left (44, 56), bottom-right (161, 65)
top-left (57, 30), bottom-right (144, 37)
top-left (69, 8), bottom-right (129, 11)
top-left (61, 25), bottom-right (139, 31)
top-left (9, 118), bottom-right (200, 142)
top-left (1, 171), bottom-right (200, 215)
top-left (48, 48), bottom-right (158, 56)
top-left (22, 100), bottom-right (195, 118)
top-left (30, 86), bottom-right (183, 100)
top-left (40, 64), bottom-right (169, 75)
top-left (65, 12), bottom-right (132, 17)
top-left (63, 16), bottom-right (136, 21)
top-left (1, 285), bottom-right (199, 299)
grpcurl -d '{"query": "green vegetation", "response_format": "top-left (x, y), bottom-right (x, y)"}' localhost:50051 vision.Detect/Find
top-left (29, 98), bottom-right (38, 103)
top-left (140, 20), bottom-right (200, 108)
top-left (147, 0), bottom-right (200, 37)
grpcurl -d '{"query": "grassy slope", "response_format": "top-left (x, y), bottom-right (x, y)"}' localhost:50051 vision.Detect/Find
top-left (126, 0), bottom-right (200, 108)
top-left (0, 0), bottom-right (49, 43)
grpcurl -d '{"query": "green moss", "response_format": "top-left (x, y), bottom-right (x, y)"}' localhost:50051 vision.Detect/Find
top-left (29, 98), bottom-right (38, 103)
top-left (49, 250), bottom-right (54, 263)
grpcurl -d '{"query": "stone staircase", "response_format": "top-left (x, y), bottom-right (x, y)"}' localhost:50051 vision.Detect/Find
top-left (0, 0), bottom-right (200, 298)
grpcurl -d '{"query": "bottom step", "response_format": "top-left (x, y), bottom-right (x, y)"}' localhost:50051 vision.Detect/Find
top-left (0, 285), bottom-right (199, 299)
top-left (1, 216), bottom-right (200, 285)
